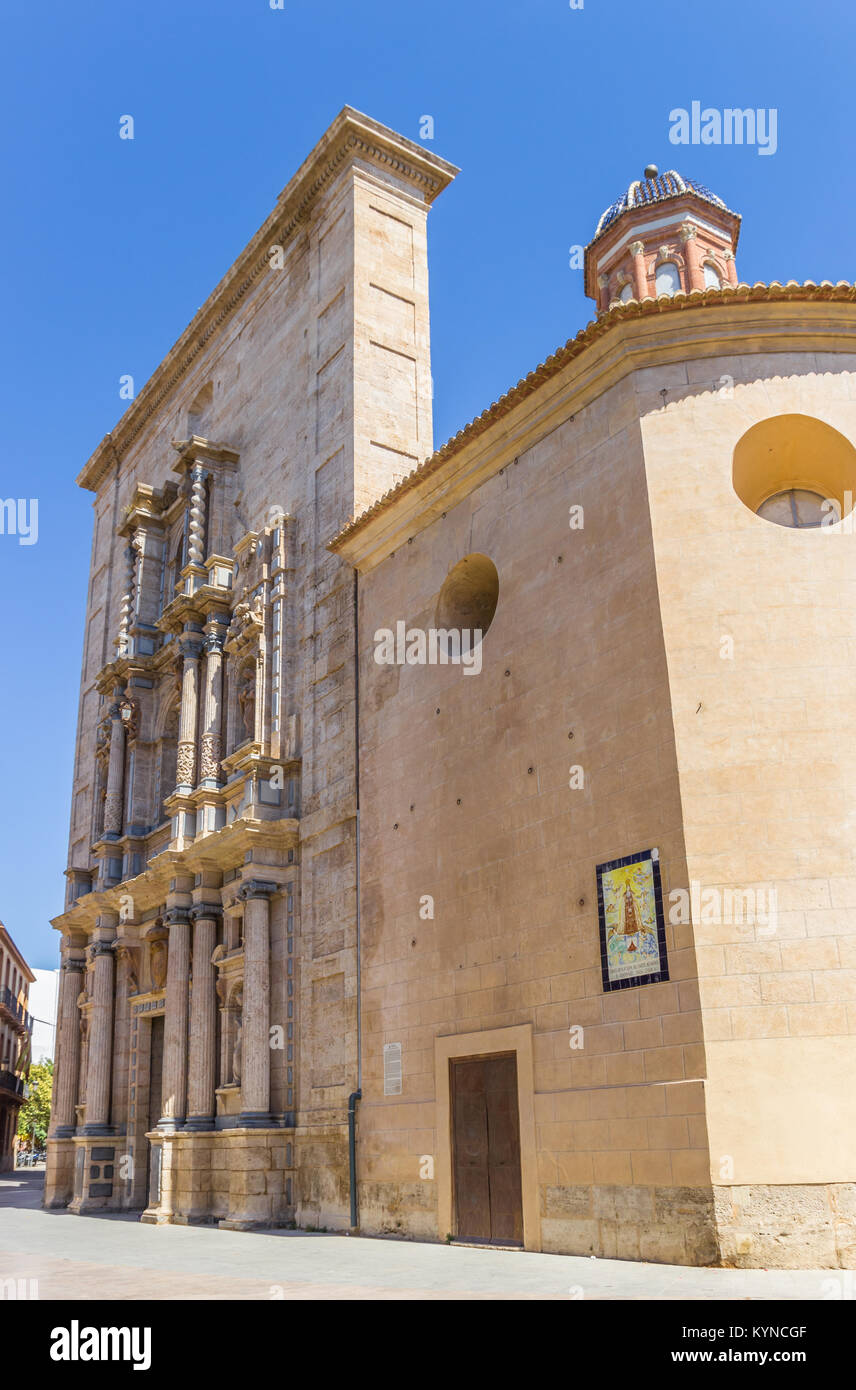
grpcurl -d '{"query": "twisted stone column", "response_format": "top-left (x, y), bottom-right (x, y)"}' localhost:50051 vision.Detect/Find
top-left (159, 908), bottom-right (191, 1130)
top-left (238, 881), bottom-right (277, 1127)
top-left (82, 938), bottom-right (116, 1135)
top-left (176, 636), bottom-right (203, 792)
top-left (52, 955), bottom-right (85, 1137)
top-left (185, 905), bottom-right (221, 1129)
top-left (187, 465), bottom-right (207, 567)
top-left (116, 539), bottom-right (138, 657)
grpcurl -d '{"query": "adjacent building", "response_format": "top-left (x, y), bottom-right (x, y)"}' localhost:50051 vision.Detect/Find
top-left (45, 111), bottom-right (856, 1267)
top-left (0, 924), bottom-right (34, 1169)
top-left (29, 969), bottom-right (60, 1065)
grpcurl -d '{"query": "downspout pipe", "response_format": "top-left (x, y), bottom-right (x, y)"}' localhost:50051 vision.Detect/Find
top-left (348, 568), bottom-right (362, 1233)
top-left (348, 1088), bottom-right (361, 1231)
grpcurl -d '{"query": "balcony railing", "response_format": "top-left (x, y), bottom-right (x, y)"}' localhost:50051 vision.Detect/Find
top-left (0, 987), bottom-right (32, 1033)
top-left (0, 1069), bottom-right (24, 1098)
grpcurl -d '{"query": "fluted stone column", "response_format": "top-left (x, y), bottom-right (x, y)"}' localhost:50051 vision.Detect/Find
top-left (110, 942), bottom-right (138, 1131)
top-left (102, 697), bottom-right (126, 839)
top-left (199, 619), bottom-right (226, 789)
top-left (175, 636), bottom-right (203, 793)
top-left (185, 905), bottom-right (221, 1129)
top-left (52, 955), bottom-right (85, 1137)
top-left (238, 881), bottom-right (277, 1127)
top-left (82, 935), bottom-right (116, 1135)
top-left (159, 908), bottom-right (191, 1130)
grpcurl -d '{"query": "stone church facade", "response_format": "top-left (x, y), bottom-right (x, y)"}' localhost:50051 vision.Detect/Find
top-left (46, 110), bottom-right (856, 1267)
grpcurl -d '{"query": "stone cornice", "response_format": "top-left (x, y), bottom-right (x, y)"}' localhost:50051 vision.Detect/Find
top-left (329, 280), bottom-right (856, 569)
top-left (50, 817), bottom-right (299, 933)
top-left (76, 108), bottom-right (458, 495)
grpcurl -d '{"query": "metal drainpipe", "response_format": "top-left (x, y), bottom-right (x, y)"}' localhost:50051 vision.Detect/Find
top-left (348, 569), bottom-right (362, 1232)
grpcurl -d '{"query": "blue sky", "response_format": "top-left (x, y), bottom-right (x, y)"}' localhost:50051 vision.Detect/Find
top-left (1, 0), bottom-right (853, 968)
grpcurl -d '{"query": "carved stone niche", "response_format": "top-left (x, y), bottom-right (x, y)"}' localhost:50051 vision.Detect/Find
top-left (144, 924), bottom-right (169, 993)
top-left (236, 661), bottom-right (256, 741)
top-left (114, 940), bottom-right (141, 996)
top-left (214, 939), bottom-right (244, 1115)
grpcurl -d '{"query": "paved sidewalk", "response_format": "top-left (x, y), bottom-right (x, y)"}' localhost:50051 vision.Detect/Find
top-left (0, 1173), bottom-right (847, 1301)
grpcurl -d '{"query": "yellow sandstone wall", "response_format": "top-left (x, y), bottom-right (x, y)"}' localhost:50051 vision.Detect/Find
top-left (640, 350), bottom-right (856, 1266)
top-left (355, 369), bottom-right (714, 1263)
top-left (350, 305), bottom-right (856, 1267)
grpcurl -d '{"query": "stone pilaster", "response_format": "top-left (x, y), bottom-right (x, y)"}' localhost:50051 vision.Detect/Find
top-left (238, 881), bottom-right (277, 1126)
top-left (159, 907), bottom-right (191, 1131)
top-left (52, 953), bottom-right (85, 1137)
top-left (185, 905), bottom-right (221, 1129)
top-left (82, 926), bottom-right (117, 1135)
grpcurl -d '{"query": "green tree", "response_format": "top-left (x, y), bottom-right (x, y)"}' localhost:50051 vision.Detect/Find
top-left (17, 1060), bottom-right (53, 1149)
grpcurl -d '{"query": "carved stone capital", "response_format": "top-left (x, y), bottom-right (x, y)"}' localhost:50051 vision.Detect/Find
top-left (629, 240), bottom-right (644, 256)
top-left (238, 879), bottom-right (278, 902)
top-left (178, 635), bottom-right (204, 663)
top-left (163, 907), bottom-right (191, 927)
top-left (189, 902), bottom-right (224, 923)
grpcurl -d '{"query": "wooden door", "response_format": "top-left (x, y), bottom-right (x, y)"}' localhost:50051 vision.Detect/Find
top-left (146, 1015), bottom-right (165, 1205)
top-left (451, 1053), bottom-right (523, 1245)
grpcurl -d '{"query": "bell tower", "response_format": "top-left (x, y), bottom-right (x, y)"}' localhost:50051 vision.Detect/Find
top-left (584, 166), bottom-right (741, 313)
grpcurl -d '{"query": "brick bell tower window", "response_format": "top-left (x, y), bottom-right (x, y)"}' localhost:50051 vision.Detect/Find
top-left (655, 261), bottom-right (681, 296)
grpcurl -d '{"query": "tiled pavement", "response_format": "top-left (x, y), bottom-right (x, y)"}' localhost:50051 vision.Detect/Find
top-left (0, 1172), bottom-right (846, 1301)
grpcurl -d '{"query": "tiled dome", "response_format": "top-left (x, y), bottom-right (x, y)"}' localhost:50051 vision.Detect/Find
top-left (594, 171), bottom-right (731, 239)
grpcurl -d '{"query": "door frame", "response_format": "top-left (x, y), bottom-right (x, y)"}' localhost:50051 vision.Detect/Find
top-left (435, 1024), bottom-right (540, 1251)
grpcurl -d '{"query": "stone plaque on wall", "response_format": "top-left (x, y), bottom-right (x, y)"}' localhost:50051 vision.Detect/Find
top-left (383, 1042), bottom-right (402, 1096)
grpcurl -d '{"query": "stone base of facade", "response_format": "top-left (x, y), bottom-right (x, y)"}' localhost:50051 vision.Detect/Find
top-left (714, 1184), bottom-right (856, 1269)
top-left (43, 1137), bottom-right (77, 1208)
top-left (540, 1184), bottom-right (718, 1266)
top-left (144, 1129), bottom-right (295, 1228)
top-left (55, 1131), bottom-right (855, 1268)
top-left (358, 1179), bottom-right (856, 1269)
top-left (45, 1124), bottom-right (353, 1231)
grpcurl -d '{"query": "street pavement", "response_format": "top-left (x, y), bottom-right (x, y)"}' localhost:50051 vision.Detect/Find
top-left (0, 1172), bottom-right (848, 1301)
